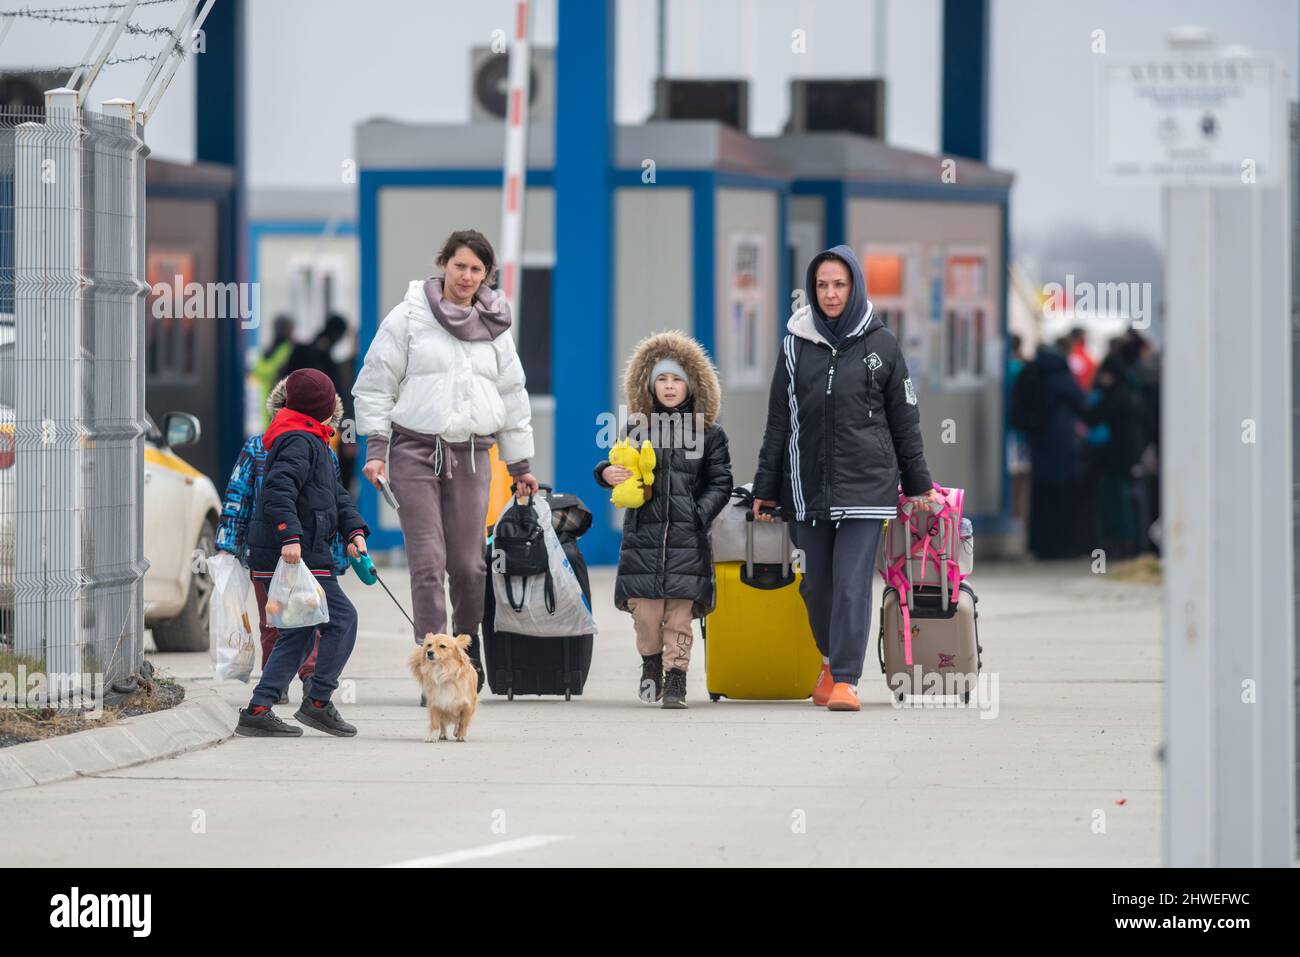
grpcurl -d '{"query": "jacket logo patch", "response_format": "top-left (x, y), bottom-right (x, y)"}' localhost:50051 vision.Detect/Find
top-left (865, 352), bottom-right (883, 372)
top-left (903, 378), bottom-right (918, 405)
top-left (276, 522), bottom-right (288, 531)
top-left (938, 653), bottom-right (956, 668)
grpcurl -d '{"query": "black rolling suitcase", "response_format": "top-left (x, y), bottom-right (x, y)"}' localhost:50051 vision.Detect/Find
top-left (482, 489), bottom-right (595, 700)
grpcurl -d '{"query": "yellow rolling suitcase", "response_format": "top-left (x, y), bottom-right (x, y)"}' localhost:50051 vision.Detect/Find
top-left (703, 513), bottom-right (822, 700)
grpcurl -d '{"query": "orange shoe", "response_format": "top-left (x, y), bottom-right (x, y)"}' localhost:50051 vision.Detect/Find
top-left (812, 664), bottom-right (834, 706)
top-left (826, 683), bottom-right (861, 712)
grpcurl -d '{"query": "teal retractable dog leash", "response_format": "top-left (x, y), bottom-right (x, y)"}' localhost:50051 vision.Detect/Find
top-left (349, 552), bottom-right (416, 629)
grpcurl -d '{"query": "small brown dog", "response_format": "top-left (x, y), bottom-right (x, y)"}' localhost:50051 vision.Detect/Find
top-left (407, 633), bottom-right (478, 742)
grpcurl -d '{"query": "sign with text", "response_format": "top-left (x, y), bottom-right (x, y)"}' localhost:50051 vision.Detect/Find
top-left (1097, 55), bottom-right (1283, 187)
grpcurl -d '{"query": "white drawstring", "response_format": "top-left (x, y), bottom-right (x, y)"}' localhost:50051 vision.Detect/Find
top-left (430, 436), bottom-right (482, 477)
top-left (431, 435), bottom-right (445, 477)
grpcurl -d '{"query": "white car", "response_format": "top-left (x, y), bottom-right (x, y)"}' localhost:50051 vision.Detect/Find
top-left (0, 329), bottom-right (221, 652)
top-left (141, 411), bottom-right (222, 652)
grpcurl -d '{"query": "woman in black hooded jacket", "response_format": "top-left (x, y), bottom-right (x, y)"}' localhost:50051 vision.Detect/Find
top-left (753, 245), bottom-right (940, 712)
top-left (593, 330), bottom-right (733, 709)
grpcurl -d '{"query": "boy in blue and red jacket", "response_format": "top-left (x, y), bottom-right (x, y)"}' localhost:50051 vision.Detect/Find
top-left (236, 369), bottom-right (370, 739)
top-left (216, 377), bottom-right (350, 703)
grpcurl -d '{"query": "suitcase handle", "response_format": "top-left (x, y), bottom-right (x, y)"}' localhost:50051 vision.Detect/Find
top-left (744, 509), bottom-right (792, 586)
top-left (905, 510), bottom-right (953, 613)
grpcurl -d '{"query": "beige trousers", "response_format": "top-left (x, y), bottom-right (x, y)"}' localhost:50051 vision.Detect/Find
top-left (628, 597), bottom-right (695, 672)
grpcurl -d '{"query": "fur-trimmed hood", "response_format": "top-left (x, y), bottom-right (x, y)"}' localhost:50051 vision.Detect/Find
top-left (267, 376), bottom-right (344, 429)
top-left (622, 330), bottom-right (722, 429)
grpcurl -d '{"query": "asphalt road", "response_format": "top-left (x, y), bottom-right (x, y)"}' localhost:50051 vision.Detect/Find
top-left (1, 559), bottom-right (1162, 867)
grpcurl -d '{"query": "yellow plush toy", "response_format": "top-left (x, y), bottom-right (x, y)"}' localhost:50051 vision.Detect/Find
top-left (608, 437), bottom-right (657, 509)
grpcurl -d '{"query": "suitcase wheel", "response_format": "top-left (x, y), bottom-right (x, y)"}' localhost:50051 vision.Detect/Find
top-left (709, 693), bottom-right (721, 702)
top-left (507, 687), bottom-right (514, 701)
top-left (565, 688), bottom-right (572, 702)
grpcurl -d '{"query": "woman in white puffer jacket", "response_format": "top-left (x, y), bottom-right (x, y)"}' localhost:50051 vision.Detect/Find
top-left (354, 230), bottom-right (539, 684)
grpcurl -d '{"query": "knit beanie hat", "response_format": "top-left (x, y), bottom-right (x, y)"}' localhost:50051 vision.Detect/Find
top-left (649, 357), bottom-right (690, 395)
top-left (284, 368), bottom-right (336, 423)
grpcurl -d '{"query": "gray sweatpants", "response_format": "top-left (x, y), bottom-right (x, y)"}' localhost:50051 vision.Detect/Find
top-left (790, 518), bottom-right (885, 686)
top-left (387, 428), bottom-right (492, 644)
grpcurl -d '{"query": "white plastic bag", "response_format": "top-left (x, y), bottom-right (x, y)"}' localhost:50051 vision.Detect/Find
top-left (265, 557), bottom-right (329, 629)
top-left (208, 553), bottom-right (257, 682)
top-left (491, 496), bottom-right (597, 638)
top-left (958, 517), bottom-right (975, 576)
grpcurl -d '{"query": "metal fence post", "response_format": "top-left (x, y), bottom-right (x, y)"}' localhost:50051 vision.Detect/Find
top-left (14, 89), bottom-right (85, 707)
top-left (8, 89), bottom-right (149, 709)
top-left (97, 97), bottom-right (150, 691)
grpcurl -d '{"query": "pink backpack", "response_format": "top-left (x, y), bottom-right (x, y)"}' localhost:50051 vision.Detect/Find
top-left (878, 484), bottom-right (968, 666)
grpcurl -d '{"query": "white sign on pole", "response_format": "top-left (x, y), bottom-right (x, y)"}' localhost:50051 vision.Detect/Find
top-left (1097, 56), bottom-right (1284, 186)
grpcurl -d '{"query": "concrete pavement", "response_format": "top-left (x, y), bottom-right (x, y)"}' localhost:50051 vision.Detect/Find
top-left (0, 559), bottom-right (1162, 866)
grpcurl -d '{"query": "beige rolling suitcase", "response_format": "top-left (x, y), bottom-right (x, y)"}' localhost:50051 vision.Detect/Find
top-left (879, 583), bottom-right (981, 702)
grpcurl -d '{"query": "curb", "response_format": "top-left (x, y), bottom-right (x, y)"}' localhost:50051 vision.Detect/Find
top-left (0, 685), bottom-right (237, 792)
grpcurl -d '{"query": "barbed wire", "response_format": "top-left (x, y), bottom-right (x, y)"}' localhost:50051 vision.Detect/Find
top-left (53, 52), bottom-right (159, 70)
top-left (0, 0), bottom-right (176, 15)
top-left (0, 8), bottom-right (177, 37)
top-left (1, 0), bottom-right (195, 92)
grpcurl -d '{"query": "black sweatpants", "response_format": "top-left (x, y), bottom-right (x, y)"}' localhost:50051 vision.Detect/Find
top-left (790, 518), bottom-right (885, 686)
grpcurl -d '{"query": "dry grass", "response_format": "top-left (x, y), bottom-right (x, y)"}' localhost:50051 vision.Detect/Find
top-left (1106, 553), bottom-right (1163, 585)
top-left (118, 672), bottom-right (185, 716)
top-left (0, 657), bottom-right (184, 746)
top-left (0, 706), bottom-right (118, 743)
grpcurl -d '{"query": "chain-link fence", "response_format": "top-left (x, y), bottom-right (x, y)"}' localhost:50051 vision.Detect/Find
top-left (0, 102), bottom-right (148, 710)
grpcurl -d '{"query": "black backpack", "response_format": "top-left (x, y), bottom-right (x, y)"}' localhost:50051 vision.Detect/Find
top-left (491, 494), bottom-right (555, 614)
top-left (1009, 360), bottom-right (1048, 433)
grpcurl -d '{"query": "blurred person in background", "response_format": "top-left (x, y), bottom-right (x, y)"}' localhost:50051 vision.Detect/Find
top-left (1011, 337), bottom-right (1086, 559)
top-left (1081, 336), bottom-right (1148, 560)
top-left (1066, 326), bottom-right (1098, 392)
top-left (286, 313), bottom-right (358, 490)
top-left (251, 314), bottom-right (296, 429)
top-left (1005, 334), bottom-right (1031, 531)
top-left (1126, 330), bottom-right (1161, 554)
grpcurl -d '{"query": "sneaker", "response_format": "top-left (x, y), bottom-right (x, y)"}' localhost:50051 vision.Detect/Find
top-left (826, 682), bottom-right (860, 712)
top-left (812, 663), bottom-right (834, 706)
top-left (661, 668), bottom-right (688, 709)
top-left (235, 706), bottom-right (303, 737)
top-left (639, 653), bottom-right (664, 703)
top-left (294, 698), bottom-right (358, 737)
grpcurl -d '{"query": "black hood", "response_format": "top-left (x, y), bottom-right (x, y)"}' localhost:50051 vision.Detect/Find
top-left (806, 244), bottom-right (869, 344)
top-left (1035, 344), bottom-right (1071, 373)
